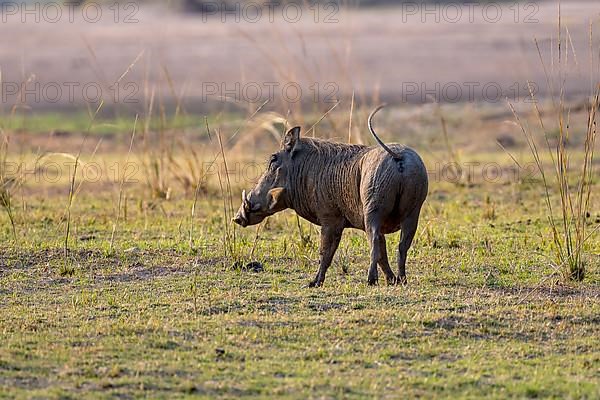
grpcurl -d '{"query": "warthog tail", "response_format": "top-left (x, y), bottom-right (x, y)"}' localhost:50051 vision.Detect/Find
top-left (368, 104), bottom-right (401, 159)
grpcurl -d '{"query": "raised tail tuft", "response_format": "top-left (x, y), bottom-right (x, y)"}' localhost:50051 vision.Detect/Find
top-left (368, 104), bottom-right (400, 159)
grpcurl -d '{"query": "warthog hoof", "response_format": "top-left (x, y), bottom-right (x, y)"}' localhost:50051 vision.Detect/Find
top-left (367, 270), bottom-right (379, 286)
top-left (396, 276), bottom-right (408, 286)
top-left (367, 278), bottom-right (378, 286)
top-left (307, 280), bottom-right (322, 288)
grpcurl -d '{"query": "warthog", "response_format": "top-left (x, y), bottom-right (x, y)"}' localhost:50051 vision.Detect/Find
top-left (233, 105), bottom-right (428, 287)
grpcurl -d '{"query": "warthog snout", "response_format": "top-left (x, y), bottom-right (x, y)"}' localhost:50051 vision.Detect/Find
top-left (233, 188), bottom-right (286, 228)
top-left (232, 211), bottom-right (248, 227)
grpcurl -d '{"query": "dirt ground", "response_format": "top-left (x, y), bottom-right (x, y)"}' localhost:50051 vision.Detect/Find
top-left (0, 1), bottom-right (598, 114)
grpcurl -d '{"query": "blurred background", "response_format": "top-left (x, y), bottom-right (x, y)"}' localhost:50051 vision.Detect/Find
top-left (1, 0), bottom-right (598, 117)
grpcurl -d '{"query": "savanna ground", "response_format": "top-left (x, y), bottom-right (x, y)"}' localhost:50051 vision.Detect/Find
top-left (1, 1), bottom-right (600, 398)
top-left (0, 99), bottom-right (599, 398)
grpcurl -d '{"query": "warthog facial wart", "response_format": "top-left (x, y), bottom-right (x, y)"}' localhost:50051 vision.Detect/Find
top-left (234, 105), bottom-right (428, 287)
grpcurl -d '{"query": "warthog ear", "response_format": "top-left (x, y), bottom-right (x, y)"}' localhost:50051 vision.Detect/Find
top-left (283, 126), bottom-right (301, 154)
top-left (268, 187), bottom-right (287, 211)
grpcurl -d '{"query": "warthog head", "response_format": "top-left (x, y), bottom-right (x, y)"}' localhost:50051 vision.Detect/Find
top-left (232, 126), bottom-right (300, 227)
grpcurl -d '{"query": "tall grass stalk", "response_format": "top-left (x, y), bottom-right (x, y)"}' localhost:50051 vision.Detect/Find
top-left (436, 104), bottom-right (462, 182)
top-left (305, 100), bottom-right (340, 137)
top-left (0, 133), bottom-right (20, 243)
top-left (64, 153), bottom-right (81, 261)
top-left (109, 115), bottom-right (138, 253)
top-left (347, 91), bottom-right (355, 143)
top-left (188, 102), bottom-right (271, 256)
top-left (188, 117), bottom-right (214, 251)
top-left (62, 102), bottom-right (103, 271)
top-left (510, 88), bottom-right (598, 281)
top-left (508, 12), bottom-right (598, 281)
top-left (215, 128), bottom-right (239, 261)
top-left (140, 86), bottom-right (170, 199)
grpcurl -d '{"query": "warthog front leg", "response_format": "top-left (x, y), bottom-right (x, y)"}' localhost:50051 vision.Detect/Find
top-left (309, 224), bottom-right (343, 288)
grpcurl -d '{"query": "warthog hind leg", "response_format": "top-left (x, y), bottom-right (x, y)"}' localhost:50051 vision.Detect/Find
top-left (366, 225), bottom-right (384, 286)
top-left (397, 210), bottom-right (421, 285)
top-left (376, 235), bottom-right (397, 285)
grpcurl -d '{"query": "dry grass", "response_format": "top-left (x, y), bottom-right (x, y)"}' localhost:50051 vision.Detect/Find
top-left (0, 4), bottom-right (598, 397)
top-left (508, 9), bottom-right (599, 281)
top-left (0, 132), bottom-right (20, 242)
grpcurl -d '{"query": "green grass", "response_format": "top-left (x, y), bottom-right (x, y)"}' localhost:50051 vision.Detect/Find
top-left (0, 112), bottom-right (245, 137)
top-left (1, 174), bottom-right (599, 398)
top-left (0, 106), bottom-right (598, 398)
